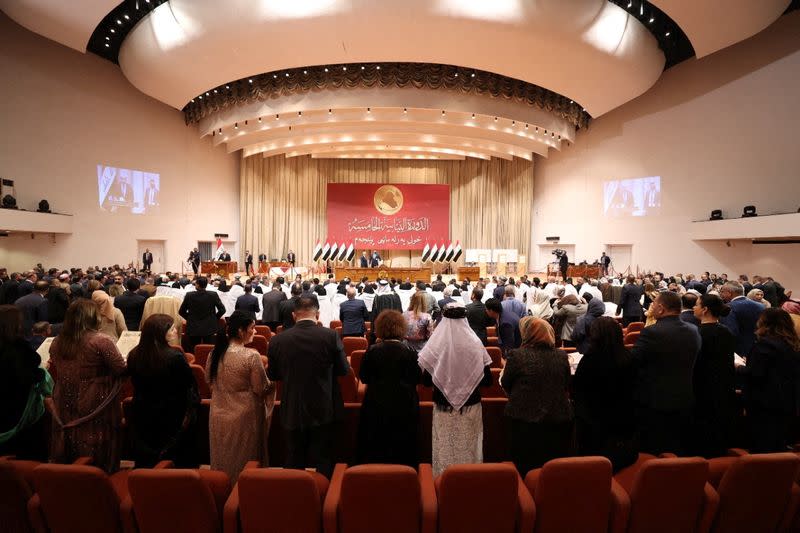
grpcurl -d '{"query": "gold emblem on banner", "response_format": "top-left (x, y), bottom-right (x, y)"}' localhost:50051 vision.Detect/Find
top-left (374, 185), bottom-right (404, 215)
top-left (378, 270), bottom-right (389, 280)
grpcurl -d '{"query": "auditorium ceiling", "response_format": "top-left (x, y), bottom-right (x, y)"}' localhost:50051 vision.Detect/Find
top-left (1, 0), bottom-right (793, 160)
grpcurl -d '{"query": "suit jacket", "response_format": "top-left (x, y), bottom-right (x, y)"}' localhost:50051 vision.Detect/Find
top-left (466, 301), bottom-right (493, 344)
top-left (114, 290), bottom-right (147, 331)
top-left (287, 253), bottom-right (296, 265)
top-left (370, 293), bottom-right (402, 323)
top-left (14, 293), bottom-right (48, 337)
top-left (17, 280), bottom-right (34, 298)
top-left (721, 296), bottom-right (765, 356)
top-left (266, 320), bottom-right (350, 430)
top-left (143, 252), bottom-right (153, 265)
top-left (261, 289), bottom-right (287, 323)
top-left (0, 279), bottom-right (20, 305)
top-left (221, 253), bottom-right (231, 261)
top-left (632, 315), bottom-right (700, 411)
top-left (279, 296), bottom-right (301, 329)
top-left (679, 310), bottom-right (700, 328)
top-left (339, 299), bottom-right (369, 336)
top-left (245, 254), bottom-right (253, 265)
top-left (46, 286), bottom-right (69, 324)
top-left (359, 256), bottom-right (368, 267)
top-left (617, 283), bottom-right (643, 318)
top-left (235, 293), bottom-right (260, 317)
top-left (258, 254), bottom-right (267, 262)
top-left (178, 289), bottom-right (225, 336)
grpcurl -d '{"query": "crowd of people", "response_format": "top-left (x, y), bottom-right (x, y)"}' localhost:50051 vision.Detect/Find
top-left (1, 262), bottom-right (799, 482)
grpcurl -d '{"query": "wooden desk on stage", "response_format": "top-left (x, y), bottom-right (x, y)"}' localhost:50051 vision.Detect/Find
top-left (200, 261), bottom-right (238, 277)
top-left (567, 264), bottom-right (601, 279)
top-left (335, 267), bottom-right (433, 282)
top-left (457, 267), bottom-right (481, 281)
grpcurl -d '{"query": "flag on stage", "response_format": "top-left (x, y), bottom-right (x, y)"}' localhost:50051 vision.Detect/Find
top-left (436, 242), bottom-right (447, 262)
top-left (421, 242), bottom-right (431, 262)
top-left (321, 241), bottom-right (332, 261)
top-left (345, 242), bottom-right (355, 262)
top-left (444, 241), bottom-right (455, 262)
top-left (214, 237), bottom-right (224, 260)
top-left (452, 241), bottom-right (463, 262)
top-left (329, 242), bottom-right (339, 261)
top-left (429, 244), bottom-right (438, 263)
top-left (337, 242), bottom-right (348, 261)
top-left (312, 240), bottom-right (323, 261)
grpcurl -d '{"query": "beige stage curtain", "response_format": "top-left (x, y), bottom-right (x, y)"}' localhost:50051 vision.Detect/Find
top-left (240, 154), bottom-right (533, 265)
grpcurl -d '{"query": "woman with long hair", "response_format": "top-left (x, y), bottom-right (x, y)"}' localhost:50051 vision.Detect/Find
top-left (573, 316), bottom-right (636, 470)
top-left (740, 308), bottom-right (800, 452)
top-left (127, 314), bottom-right (199, 467)
top-left (690, 294), bottom-right (737, 457)
top-left (207, 310), bottom-right (274, 482)
top-left (91, 290), bottom-right (127, 341)
top-left (404, 291), bottom-right (434, 351)
top-left (49, 299), bottom-right (127, 472)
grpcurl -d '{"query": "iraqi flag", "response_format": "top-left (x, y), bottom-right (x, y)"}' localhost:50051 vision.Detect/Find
top-left (436, 242), bottom-right (448, 262)
top-left (421, 242), bottom-right (431, 262)
top-left (429, 244), bottom-right (438, 263)
top-left (345, 243), bottom-right (355, 262)
top-left (444, 241), bottom-right (455, 262)
top-left (337, 242), bottom-right (348, 261)
top-left (312, 240), bottom-right (323, 261)
top-left (214, 237), bottom-right (224, 259)
top-left (321, 241), bottom-right (332, 261)
top-left (452, 241), bottom-right (463, 262)
top-left (329, 242), bottom-right (339, 261)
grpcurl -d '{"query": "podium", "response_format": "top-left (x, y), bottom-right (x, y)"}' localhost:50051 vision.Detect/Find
top-left (200, 261), bottom-right (238, 277)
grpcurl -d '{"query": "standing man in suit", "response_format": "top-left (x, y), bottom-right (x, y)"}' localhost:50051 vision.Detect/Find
top-left (615, 275), bottom-right (643, 326)
top-left (465, 288), bottom-right (493, 345)
top-left (234, 283), bottom-right (260, 319)
top-left (719, 281), bottom-right (765, 356)
top-left (600, 252), bottom-right (611, 277)
top-left (261, 282), bottom-right (287, 332)
top-left (359, 252), bottom-right (369, 268)
top-left (244, 250), bottom-right (254, 276)
top-left (339, 286), bottom-right (369, 337)
top-left (558, 251), bottom-right (569, 282)
top-left (142, 248), bottom-right (153, 272)
top-left (632, 291), bottom-right (701, 455)
top-left (220, 251), bottom-right (231, 262)
top-left (114, 278), bottom-right (146, 331)
top-left (178, 276), bottom-right (226, 351)
top-left (14, 280), bottom-right (49, 339)
top-left (279, 284), bottom-right (303, 330)
top-left (267, 296), bottom-right (350, 477)
top-left (188, 248), bottom-right (201, 275)
top-left (370, 251), bottom-right (381, 268)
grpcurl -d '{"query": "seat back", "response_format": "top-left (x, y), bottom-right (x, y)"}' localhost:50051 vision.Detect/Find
top-left (191, 364), bottom-right (212, 399)
top-left (626, 322), bottom-right (645, 333)
top-left (129, 469), bottom-right (227, 533)
top-left (527, 457), bottom-right (613, 533)
top-left (623, 331), bottom-right (640, 345)
top-left (484, 368), bottom-right (506, 398)
top-left (486, 346), bottom-right (503, 368)
top-left (0, 459), bottom-right (37, 533)
top-left (31, 464), bottom-right (123, 533)
top-left (350, 350), bottom-right (366, 381)
top-left (254, 325), bottom-right (272, 338)
top-left (330, 320), bottom-right (343, 330)
top-left (238, 469), bottom-right (326, 533)
top-left (626, 457), bottom-right (709, 533)
top-left (343, 337), bottom-right (368, 359)
top-left (487, 326), bottom-right (497, 336)
top-left (338, 368), bottom-right (361, 403)
top-left (339, 465), bottom-right (421, 533)
top-left (193, 344), bottom-right (215, 369)
top-left (245, 334), bottom-right (268, 355)
top-left (437, 463), bottom-right (519, 533)
top-left (713, 453), bottom-right (800, 533)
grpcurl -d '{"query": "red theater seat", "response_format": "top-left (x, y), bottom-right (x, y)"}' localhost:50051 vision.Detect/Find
top-left (349, 350), bottom-right (366, 381)
top-left (245, 334), bottom-right (268, 356)
top-left (254, 325), bottom-right (272, 338)
top-left (484, 368), bottom-right (506, 398)
top-left (626, 322), bottom-right (645, 333)
top-left (191, 364), bottom-right (212, 399)
top-left (342, 337), bottom-right (368, 359)
top-left (330, 320), bottom-right (343, 330)
top-left (0, 458), bottom-right (40, 533)
top-left (193, 344), bottom-right (215, 369)
top-left (622, 331), bottom-right (641, 345)
top-left (486, 346), bottom-right (503, 368)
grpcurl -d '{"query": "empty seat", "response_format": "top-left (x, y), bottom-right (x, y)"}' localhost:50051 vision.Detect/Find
top-left (191, 364), bottom-right (212, 399)
top-left (349, 350), bottom-right (366, 381)
top-left (487, 326), bottom-right (497, 336)
top-left (323, 464), bottom-right (437, 533)
top-left (225, 467), bottom-right (329, 533)
top-left (342, 337), bottom-right (368, 359)
top-left (436, 463), bottom-right (534, 533)
top-left (622, 331), bottom-right (641, 345)
top-left (525, 456), bottom-right (628, 533)
top-left (0, 458), bottom-right (40, 533)
top-left (254, 325), bottom-right (272, 338)
top-left (193, 344), bottom-right (215, 369)
top-left (486, 346), bottom-right (503, 368)
top-left (487, 336), bottom-right (499, 347)
top-left (128, 468), bottom-right (231, 533)
top-left (709, 452), bottom-right (800, 533)
top-left (626, 322), bottom-right (645, 333)
top-left (245, 334), bottom-right (268, 356)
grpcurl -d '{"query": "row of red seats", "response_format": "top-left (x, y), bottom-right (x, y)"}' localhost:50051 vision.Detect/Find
top-left (3, 451), bottom-right (798, 533)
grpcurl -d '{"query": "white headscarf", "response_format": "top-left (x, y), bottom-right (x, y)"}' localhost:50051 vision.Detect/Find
top-left (527, 287), bottom-right (554, 320)
top-left (417, 304), bottom-right (492, 411)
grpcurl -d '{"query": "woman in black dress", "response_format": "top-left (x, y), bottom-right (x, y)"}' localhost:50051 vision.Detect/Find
top-left (127, 314), bottom-right (199, 467)
top-left (691, 294), bottom-right (736, 457)
top-left (357, 310), bottom-right (421, 467)
top-left (739, 308), bottom-right (800, 453)
top-left (573, 316), bottom-right (637, 471)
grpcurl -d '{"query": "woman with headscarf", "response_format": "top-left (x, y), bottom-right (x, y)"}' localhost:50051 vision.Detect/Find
top-left (571, 294), bottom-right (606, 353)
top-left (418, 305), bottom-right (492, 477)
top-left (747, 288), bottom-right (771, 308)
top-left (526, 285), bottom-right (554, 320)
top-left (782, 299), bottom-right (800, 337)
top-left (551, 294), bottom-right (587, 346)
top-left (91, 290), bottom-right (127, 341)
top-left (501, 317), bottom-right (573, 475)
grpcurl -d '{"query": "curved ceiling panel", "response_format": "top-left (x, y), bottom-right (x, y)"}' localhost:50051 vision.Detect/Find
top-left (651, 0), bottom-right (790, 58)
top-left (119, 0), bottom-right (665, 117)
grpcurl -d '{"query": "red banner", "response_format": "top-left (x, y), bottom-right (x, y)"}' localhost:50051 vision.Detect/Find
top-left (327, 183), bottom-right (449, 249)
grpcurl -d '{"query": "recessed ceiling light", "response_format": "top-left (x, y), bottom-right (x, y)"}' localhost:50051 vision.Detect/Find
top-left (124, 14), bottom-right (130, 20)
top-left (324, 68), bottom-right (329, 72)
top-left (105, 36), bottom-right (110, 41)
top-left (665, 31), bottom-right (671, 37)
top-left (116, 19), bottom-right (122, 25)
top-left (249, 79), bottom-right (253, 83)
top-left (105, 43), bottom-right (110, 48)
top-left (649, 17), bottom-right (654, 23)
top-left (110, 28), bottom-right (115, 33)
top-left (376, 66), bottom-right (380, 70)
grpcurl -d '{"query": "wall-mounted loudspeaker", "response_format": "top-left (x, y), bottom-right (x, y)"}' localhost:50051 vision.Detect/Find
top-left (741, 205), bottom-right (757, 218)
top-left (709, 209), bottom-right (723, 220)
top-left (545, 236), bottom-right (560, 242)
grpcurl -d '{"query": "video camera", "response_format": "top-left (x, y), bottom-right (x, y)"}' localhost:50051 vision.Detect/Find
top-left (552, 249), bottom-right (567, 258)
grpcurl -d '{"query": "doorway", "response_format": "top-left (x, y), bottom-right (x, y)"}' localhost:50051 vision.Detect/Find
top-left (605, 244), bottom-right (633, 277)
top-left (137, 240), bottom-right (166, 273)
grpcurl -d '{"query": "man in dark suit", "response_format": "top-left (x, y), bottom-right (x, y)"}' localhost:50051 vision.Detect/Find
top-left (244, 250), bottom-right (254, 276)
top-left (720, 281), bottom-right (765, 356)
top-left (615, 275), bottom-right (643, 326)
top-left (261, 282), bottom-right (287, 331)
top-left (17, 273), bottom-right (35, 298)
top-left (266, 296), bottom-right (350, 477)
top-left (359, 252), bottom-right (369, 268)
top-left (465, 288), bottom-right (493, 345)
top-left (220, 251), bottom-right (232, 262)
top-left (369, 251), bottom-right (381, 268)
top-left (114, 278), bottom-right (147, 331)
top-left (142, 249), bottom-right (153, 271)
top-left (14, 280), bottom-right (49, 339)
top-left (278, 284), bottom-right (303, 330)
top-left (287, 250), bottom-right (296, 266)
top-left (235, 283), bottom-right (260, 319)
top-left (738, 275), bottom-right (753, 296)
top-left (178, 276), bottom-right (226, 351)
top-left (339, 287), bottom-right (369, 337)
top-left (679, 293), bottom-right (701, 328)
top-left (0, 272), bottom-right (21, 305)
top-left (632, 291), bottom-right (701, 455)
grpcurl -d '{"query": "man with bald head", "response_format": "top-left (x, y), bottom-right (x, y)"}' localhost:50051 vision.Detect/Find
top-left (719, 281), bottom-right (764, 356)
top-left (339, 285), bottom-right (369, 337)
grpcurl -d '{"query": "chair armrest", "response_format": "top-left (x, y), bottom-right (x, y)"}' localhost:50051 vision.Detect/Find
top-left (243, 460), bottom-right (260, 470)
top-left (727, 448), bottom-right (749, 457)
top-left (609, 479), bottom-right (631, 533)
top-left (659, 453), bottom-right (678, 458)
top-left (223, 481), bottom-right (241, 533)
top-left (72, 456), bottom-right (94, 466)
top-left (0, 455), bottom-right (17, 460)
top-left (27, 493), bottom-right (47, 533)
top-left (153, 460), bottom-right (174, 469)
top-left (707, 457), bottom-right (738, 489)
top-left (515, 470), bottom-right (536, 533)
top-left (323, 464), bottom-right (347, 533)
top-left (696, 482), bottom-right (720, 533)
top-left (418, 464), bottom-right (438, 533)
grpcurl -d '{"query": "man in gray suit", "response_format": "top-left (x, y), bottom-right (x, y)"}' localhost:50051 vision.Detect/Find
top-left (261, 281), bottom-right (287, 331)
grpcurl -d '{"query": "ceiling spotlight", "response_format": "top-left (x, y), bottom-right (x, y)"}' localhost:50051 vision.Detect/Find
top-left (512, 121), bottom-right (515, 126)
top-left (471, 113), bottom-right (475, 119)
top-left (324, 68), bottom-right (329, 72)
top-left (245, 120), bottom-right (248, 125)
top-left (249, 79), bottom-right (253, 83)
top-left (454, 73), bottom-right (458, 77)
top-left (273, 74), bottom-right (277, 78)
top-left (627, 1), bottom-right (632, 7)
top-left (234, 122), bottom-right (238, 129)
top-left (367, 107), bottom-right (371, 113)
top-left (544, 129), bottom-right (547, 134)
top-left (205, 92), bottom-right (209, 96)
top-left (342, 66), bottom-right (347, 71)
top-left (665, 31), bottom-right (671, 37)
top-left (105, 36), bottom-right (110, 41)
top-left (471, 73), bottom-right (475, 77)
top-left (213, 89), bottom-right (217, 94)
top-left (110, 29), bottom-right (115, 33)
top-left (225, 85), bottom-right (229, 89)
top-left (441, 110), bottom-right (445, 116)
top-left (535, 127), bottom-right (539, 132)
top-left (558, 135), bottom-right (561, 139)
top-left (569, 100), bottom-right (573, 104)
top-left (298, 111), bottom-right (302, 116)
top-left (361, 66), bottom-right (365, 70)
top-left (525, 124), bottom-right (529, 129)
top-left (494, 117), bottom-right (498, 122)
top-left (376, 66), bottom-right (381, 70)
top-left (258, 116), bottom-right (262, 122)
top-left (649, 17), bottom-right (654, 23)
top-left (124, 14), bottom-right (130, 20)
top-left (218, 128), bottom-right (221, 134)
top-left (303, 70), bottom-right (307, 74)
top-left (104, 43), bottom-right (110, 48)
top-left (328, 109), bottom-right (332, 114)
top-left (116, 19), bottom-right (122, 25)
top-left (198, 96), bottom-right (202, 100)
top-left (285, 73), bottom-right (289, 77)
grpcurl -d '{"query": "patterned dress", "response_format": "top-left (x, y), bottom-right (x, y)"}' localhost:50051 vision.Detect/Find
top-left (49, 331), bottom-right (127, 473)
top-left (206, 344), bottom-right (273, 482)
top-left (403, 311), bottom-right (434, 352)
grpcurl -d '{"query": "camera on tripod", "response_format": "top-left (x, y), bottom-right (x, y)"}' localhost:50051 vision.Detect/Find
top-left (552, 249), bottom-right (566, 259)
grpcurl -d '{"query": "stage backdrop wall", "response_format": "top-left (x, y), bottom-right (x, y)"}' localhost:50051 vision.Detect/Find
top-left (240, 155), bottom-right (533, 266)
